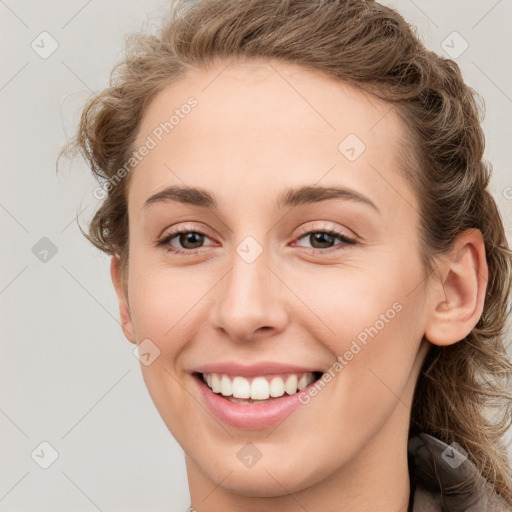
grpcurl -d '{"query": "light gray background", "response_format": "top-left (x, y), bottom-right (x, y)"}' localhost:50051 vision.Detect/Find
top-left (1, 1), bottom-right (511, 511)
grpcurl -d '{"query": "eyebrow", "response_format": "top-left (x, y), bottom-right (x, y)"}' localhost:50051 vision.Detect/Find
top-left (143, 184), bottom-right (379, 213)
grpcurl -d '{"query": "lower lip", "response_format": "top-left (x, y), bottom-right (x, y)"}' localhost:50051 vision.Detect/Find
top-left (192, 373), bottom-right (316, 430)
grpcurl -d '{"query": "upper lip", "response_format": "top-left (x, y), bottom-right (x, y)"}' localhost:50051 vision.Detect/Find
top-left (193, 361), bottom-right (324, 378)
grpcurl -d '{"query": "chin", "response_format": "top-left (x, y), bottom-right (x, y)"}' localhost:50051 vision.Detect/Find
top-left (200, 450), bottom-right (330, 498)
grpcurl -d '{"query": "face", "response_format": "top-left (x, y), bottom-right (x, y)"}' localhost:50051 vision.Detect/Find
top-left (116, 59), bottom-right (433, 497)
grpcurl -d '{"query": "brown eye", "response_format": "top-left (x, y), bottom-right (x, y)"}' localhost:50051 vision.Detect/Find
top-left (295, 228), bottom-right (356, 253)
top-left (157, 229), bottom-right (212, 255)
top-left (306, 232), bottom-right (337, 249)
top-left (174, 232), bottom-right (205, 250)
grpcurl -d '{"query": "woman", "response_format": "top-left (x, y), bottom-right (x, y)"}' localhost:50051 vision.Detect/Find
top-left (58, 0), bottom-right (512, 510)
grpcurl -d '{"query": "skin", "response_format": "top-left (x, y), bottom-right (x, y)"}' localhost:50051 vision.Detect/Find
top-left (110, 59), bottom-right (488, 511)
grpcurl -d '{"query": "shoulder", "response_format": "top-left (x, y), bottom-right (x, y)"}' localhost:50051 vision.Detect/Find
top-left (408, 433), bottom-right (511, 512)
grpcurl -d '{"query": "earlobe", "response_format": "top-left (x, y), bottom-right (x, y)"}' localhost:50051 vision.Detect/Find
top-left (424, 229), bottom-right (488, 347)
top-left (110, 255), bottom-right (137, 344)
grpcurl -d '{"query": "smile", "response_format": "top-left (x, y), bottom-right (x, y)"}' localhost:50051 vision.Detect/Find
top-left (192, 370), bottom-right (324, 429)
top-left (200, 372), bottom-right (322, 402)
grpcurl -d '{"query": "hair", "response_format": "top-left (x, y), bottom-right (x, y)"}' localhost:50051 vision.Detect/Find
top-left (57, 0), bottom-right (512, 504)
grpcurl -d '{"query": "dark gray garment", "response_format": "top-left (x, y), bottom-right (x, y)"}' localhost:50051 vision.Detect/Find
top-left (408, 433), bottom-right (511, 511)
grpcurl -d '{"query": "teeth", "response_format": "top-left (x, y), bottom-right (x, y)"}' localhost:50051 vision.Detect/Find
top-left (251, 377), bottom-right (269, 400)
top-left (297, 374), bottom-right (310, 390)
top-left (211, 373), bottom-right (221, 393)
top-left (232, 376), bottom-right (250, 398)
top-left (269, 376), bottom-right (285, 398)
top-left (284, 374), bottom-right (298, 395)
top-left (220, 375), bottom-right (232, 396)
top-left (201, 372), bottom-right (317, 400)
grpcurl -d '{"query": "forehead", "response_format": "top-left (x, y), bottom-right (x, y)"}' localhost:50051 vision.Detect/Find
top-left (129, 59), bottom-right (414, 215)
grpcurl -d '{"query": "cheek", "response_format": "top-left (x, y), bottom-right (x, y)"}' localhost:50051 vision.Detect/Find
top-left (335, 302), bottom-right (420, 394)
top-left (127, 258), bottom-right (199, 342)
top-left (291, 269), bottom-right (426, 473)
top-left (290, 259), bottom-right (423, 345)
top-left (320, 302), bottom-right (422, 465)
top-left (291, 255), bottom-right (427, 397)
top-left (126, 258), bottom-right (201, 431)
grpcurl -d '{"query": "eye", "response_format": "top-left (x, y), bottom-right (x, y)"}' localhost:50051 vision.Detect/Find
top-left (156, 225), bottom-right (357, 256)
top-left (156, 229), bottom-right (214, 256)
top-left (293, 227), bottom-right (357, 254)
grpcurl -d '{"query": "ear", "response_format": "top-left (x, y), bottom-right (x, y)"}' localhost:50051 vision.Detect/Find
top-left (424, 229), bottom-right (488, 346)
top-left (110, 255), bottom-right (136, 344)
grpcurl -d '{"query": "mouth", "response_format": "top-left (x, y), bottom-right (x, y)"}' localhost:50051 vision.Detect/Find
top-left (193, 371), bottom-right (324, 405)
top-left (191, 365), bottom-right (327, 429)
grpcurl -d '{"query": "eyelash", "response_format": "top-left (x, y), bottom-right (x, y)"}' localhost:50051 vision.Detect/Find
top-left (156, 225), bottom-right (357, 257)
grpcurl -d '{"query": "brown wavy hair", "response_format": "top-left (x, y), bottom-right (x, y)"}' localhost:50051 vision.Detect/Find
top-left (57, 0), bottom-right (512, 503)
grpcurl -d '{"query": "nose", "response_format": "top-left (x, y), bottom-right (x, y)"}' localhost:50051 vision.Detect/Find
top-left (209, 243), bottom-right (289, 343)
